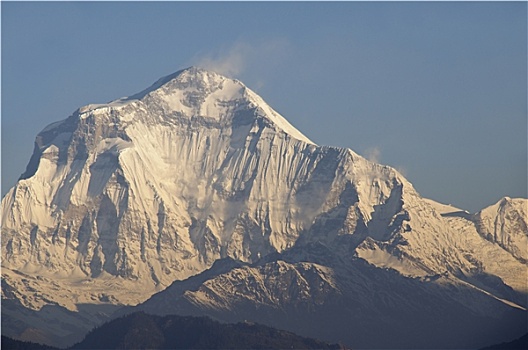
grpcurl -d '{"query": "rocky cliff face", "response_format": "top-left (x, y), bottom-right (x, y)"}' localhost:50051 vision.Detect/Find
top-left (1, 67), bottom-right (526, 348)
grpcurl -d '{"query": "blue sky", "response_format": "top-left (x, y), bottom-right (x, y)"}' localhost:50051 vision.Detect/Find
top-left (2, 1), bottom-right (526, 212)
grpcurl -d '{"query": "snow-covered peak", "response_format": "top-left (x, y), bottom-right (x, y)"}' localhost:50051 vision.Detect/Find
top-left (125, 67), bottom-right (314, 144)
top-left (59, 67), bottom-right (313, 144)
top-left (73, 67), bottom-right (239, 116)
top-left (129, 66), bottom-right (240, 100)
top-left (59, 67), bottom-right (310, 145)
top-left (130, 66), bottom-right (229, 98)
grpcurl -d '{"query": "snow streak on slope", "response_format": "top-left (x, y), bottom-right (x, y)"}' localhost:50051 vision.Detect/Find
top-left (1, 67), bottom-right (526, 348)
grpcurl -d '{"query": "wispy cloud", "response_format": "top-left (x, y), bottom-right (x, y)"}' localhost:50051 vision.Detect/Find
top-left (396, 166), bottom-right (408, 177)
top-left (365, 146), bottom-right (382, 164)
top-left (194, 42), bottom-right (251, 78)
top-left (191, 39), bottom-right (292, 83)
top-left (364, 146), bottom-right (408, 177)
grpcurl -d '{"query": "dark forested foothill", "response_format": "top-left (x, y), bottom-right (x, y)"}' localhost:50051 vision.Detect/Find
top-left (1, 336), bottom-right (59, 350)
top-left (480, 333), bottom-right (528, 350)
top-left (69, 312), bottom-right (344, 349)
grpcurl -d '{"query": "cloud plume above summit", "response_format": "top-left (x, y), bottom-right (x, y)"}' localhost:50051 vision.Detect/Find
top-left (194, 42), bottom-right (250, 78)
top-left (192, 39), bottom-right (292, 83)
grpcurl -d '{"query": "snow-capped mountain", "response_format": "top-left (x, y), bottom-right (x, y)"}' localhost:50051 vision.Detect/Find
top-left (473, 197), bottom-right (527, 262)
top-left (1, 67), bottom-right (526, 348)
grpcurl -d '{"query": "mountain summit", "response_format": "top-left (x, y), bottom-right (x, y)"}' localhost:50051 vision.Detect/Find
top-left (2, 67), bottom-right (526, 348)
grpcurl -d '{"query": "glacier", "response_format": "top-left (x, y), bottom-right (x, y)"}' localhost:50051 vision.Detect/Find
top-left (1, 67), bottom-right (526, 348)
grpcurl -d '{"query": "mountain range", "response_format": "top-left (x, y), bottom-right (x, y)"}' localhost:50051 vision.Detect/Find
top-left (1, 67), bottom-right (526, 349)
